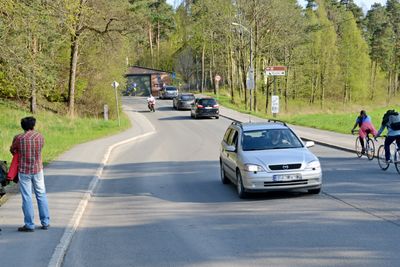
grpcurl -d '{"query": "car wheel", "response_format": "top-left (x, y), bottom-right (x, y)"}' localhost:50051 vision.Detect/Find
top-left (308, 188), bottom-right (321, 194)
top-left (236, 170), bottom-right (247, 199)
top-left (215, 116), bottom-right (219, 119)
top-left (220, 161), bottom-right (229, 184)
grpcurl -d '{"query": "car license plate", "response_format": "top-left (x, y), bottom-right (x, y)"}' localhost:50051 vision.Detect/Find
top-left (205, 106), bottom-right (212, 109)
top-left (273, 174), bottom-right (302, 181)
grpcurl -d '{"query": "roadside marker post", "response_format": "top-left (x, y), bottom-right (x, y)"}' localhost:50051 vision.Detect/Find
top-left (265, 66), bottom-right (287, 117)
top-left (112, 81), bottom-right (121, 126)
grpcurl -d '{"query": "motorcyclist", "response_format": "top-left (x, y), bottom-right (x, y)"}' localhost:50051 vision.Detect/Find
top-left (147, 94), bottom-right (156, 112)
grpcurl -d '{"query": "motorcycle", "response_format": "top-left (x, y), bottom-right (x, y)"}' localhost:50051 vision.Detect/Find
top-left (147, 99), bottom-right (156, 112)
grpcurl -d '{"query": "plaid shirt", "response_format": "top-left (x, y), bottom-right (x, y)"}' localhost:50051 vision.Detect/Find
top-left (10, 130), bottom-right (44, 174)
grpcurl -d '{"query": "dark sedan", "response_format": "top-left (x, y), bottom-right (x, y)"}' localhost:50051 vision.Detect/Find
top-left (190, 98), bottom-right (219, 119)
top-left (173, 93), bottom-right (195, 110)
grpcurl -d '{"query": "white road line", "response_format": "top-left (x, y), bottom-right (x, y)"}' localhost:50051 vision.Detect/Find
top-left (48, 112), bottom-right (155, 267)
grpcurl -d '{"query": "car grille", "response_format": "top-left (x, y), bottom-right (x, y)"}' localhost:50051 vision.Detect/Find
top-left (268, 163), bottom-right (302, 170)
top-left (264, 180), bottom-right (308, 187)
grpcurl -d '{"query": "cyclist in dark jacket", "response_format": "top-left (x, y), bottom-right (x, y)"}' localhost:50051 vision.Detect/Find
top-left (375, 110), bottom-right (400, 163)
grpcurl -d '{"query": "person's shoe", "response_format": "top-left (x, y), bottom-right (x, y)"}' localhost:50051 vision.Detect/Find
top-left (18, 226), bottom-right (34, 232)
top-left (386, 159), bottom-right (393, 164)
top-left (361, 149), bottom-right (366, 154)
top-left (41, 225), bottom-right (50, 230)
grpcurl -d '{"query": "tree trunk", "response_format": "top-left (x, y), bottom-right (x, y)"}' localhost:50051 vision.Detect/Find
top-left (30, 35), bottom-right (38, 114)
top-left (148, 23), bottom-right (154, 67)
top-left (211, 34), bottom-right (215, 94)
top-left (68, 34), bottom-right (79, 117)
top-left (201, 42), bottom-right (205, 93)
top-left (230, 41), bottom-right (235, 103)
top-left (284, 67), bottom-right (289, 112)
top-left (387, 70), bottom-right (392, 104)
top-left (370, 60), bottom-right (376, 100)
top-left (320, 72), bottom-right (325, 109)
top-left (158, 22), bottom-right (160, 66)
top-left (67, 0), bottom-right (86, 117)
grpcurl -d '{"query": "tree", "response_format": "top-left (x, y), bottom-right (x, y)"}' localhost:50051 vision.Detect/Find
top-left (62, 0), bottom-right (129, 117)
top-left (365, 3), bottom-right (394, 100)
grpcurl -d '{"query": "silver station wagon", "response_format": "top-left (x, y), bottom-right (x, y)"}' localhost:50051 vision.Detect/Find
top-left (220, 120), bottom-right (322, 198)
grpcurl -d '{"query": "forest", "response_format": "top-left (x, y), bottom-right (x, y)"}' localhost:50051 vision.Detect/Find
top-left (1, 0), bottom-right (399, 118)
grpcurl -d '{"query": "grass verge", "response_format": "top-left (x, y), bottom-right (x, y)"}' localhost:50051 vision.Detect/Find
top-left (207, 92), bottom-right (399, 134)
top-left (0, 101), bottom-right (131, 166)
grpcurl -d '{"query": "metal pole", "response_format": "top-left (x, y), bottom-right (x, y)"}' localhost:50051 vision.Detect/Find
top-left (114, 85), bottom-right (121, 126)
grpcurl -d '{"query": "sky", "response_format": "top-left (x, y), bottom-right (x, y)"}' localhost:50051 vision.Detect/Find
top-left (166, 0), bottom-right (388, 13)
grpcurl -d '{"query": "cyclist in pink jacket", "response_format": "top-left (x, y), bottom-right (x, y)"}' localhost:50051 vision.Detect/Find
top-left (351, 110), bottom-right (377, 154)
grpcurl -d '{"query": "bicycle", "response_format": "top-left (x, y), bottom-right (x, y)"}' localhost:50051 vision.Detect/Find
top-left (352, 129), bottom-right (375, 160)
top-left (377, 136), bottom-right (400, 174)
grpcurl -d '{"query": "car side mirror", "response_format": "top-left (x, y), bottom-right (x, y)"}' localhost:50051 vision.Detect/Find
top-left (304, 141), bottom-right (315, 148)
top-left (225, 145), bottom-right (236, 152)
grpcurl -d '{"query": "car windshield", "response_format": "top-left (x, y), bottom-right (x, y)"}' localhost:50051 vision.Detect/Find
top-left (242, 129), bottom-right (303, 151)
top-left (198, 99), bottom-right (217, 105)
top-left (165, 87), bottom-right (177, 91)
top-left (181, 95), bottom-right (195, 100)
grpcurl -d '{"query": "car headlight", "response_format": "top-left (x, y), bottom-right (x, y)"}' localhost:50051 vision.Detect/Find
top-left (305, 160), bottom-right (321, 171)
top-left (244, 164), bottom-right (265, 172)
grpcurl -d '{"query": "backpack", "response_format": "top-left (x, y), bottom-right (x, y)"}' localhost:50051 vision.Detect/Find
top-left (382, 110), bottom-right (398, 126)
top-left (390, 113), bottom-right (400, 130)
top-left (0, 160), bottom-right (8, 186)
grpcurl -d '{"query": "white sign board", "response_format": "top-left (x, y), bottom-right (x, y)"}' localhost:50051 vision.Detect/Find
top-left (265, 66), bottom-right (287, 76)
top-left (215, 75), bottom-right (221, 82)
top-left (246, 67), bottom-right (255, 90)
top-left (112, 81), bottom-right (119, 88)
top-left (271, 95), bottom-right (279, 114)
top-left (266, 70), bottom-right (286, 76)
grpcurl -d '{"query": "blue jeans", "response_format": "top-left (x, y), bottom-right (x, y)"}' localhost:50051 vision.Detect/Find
top-left (19, 171), bottom-right (50, 229)
top-left (384, 135), bottom-right (400, 161)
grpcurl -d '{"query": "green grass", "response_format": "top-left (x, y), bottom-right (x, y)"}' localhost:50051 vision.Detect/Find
top-left (206, 91), bottom-right (399, 135)
top-left (0, 101), bottom-right (130, 166)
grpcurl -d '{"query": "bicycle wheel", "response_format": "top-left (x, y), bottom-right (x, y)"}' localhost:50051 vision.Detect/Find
top-left (394, 147), bottom-right (400, 174)
top-left (377, 145), bottom-right (390, 170)
top-left (366, 138), bottom-right (375, 160)
top-left (355, 137), bottom-right (362, 158)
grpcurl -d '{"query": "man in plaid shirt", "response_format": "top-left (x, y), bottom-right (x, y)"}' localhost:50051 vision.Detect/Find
top-left (10, 116), bottom-right (50, 232)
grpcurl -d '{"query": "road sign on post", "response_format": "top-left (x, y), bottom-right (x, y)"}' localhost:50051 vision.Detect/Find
top-left (246, 67), bottom-right (255, 90)
top-left (271, 95), bottom-right (279, 115)
top-left (265, 66), bottom-right (286, 117)
top-left (112, 81), bottom-right (121, 126)
top-left (265, 66), bottom-right (287, 76)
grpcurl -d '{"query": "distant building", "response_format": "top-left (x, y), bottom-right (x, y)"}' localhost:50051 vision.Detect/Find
top-left (125, 66), bottom-right (172, 96)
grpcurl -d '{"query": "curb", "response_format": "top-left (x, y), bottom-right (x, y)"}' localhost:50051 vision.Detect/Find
top-left (47, 121), bottom-right (156, 267)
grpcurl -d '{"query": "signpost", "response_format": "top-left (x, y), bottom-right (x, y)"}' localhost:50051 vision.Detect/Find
top-left (265, 66), bottom-right (287, 117)
top-left (112, 81), bottom-right (121, 126)
top-left (271, 95), bottom-right (279, 114)
top-left (265, 66), bottom-right (287, 76)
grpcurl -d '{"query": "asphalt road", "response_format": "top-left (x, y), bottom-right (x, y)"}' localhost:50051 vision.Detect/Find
top-left (63, 97), bottom-right (400, 267)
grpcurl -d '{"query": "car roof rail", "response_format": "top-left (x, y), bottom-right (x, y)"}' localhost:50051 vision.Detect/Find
top-left (267, 119), bottom-right (287, 126)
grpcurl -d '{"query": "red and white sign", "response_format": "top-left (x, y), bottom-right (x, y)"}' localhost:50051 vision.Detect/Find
top-left (215, 75), bottom-right (221, 82)
top-left (265, 66), bottom-right (287, 76)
